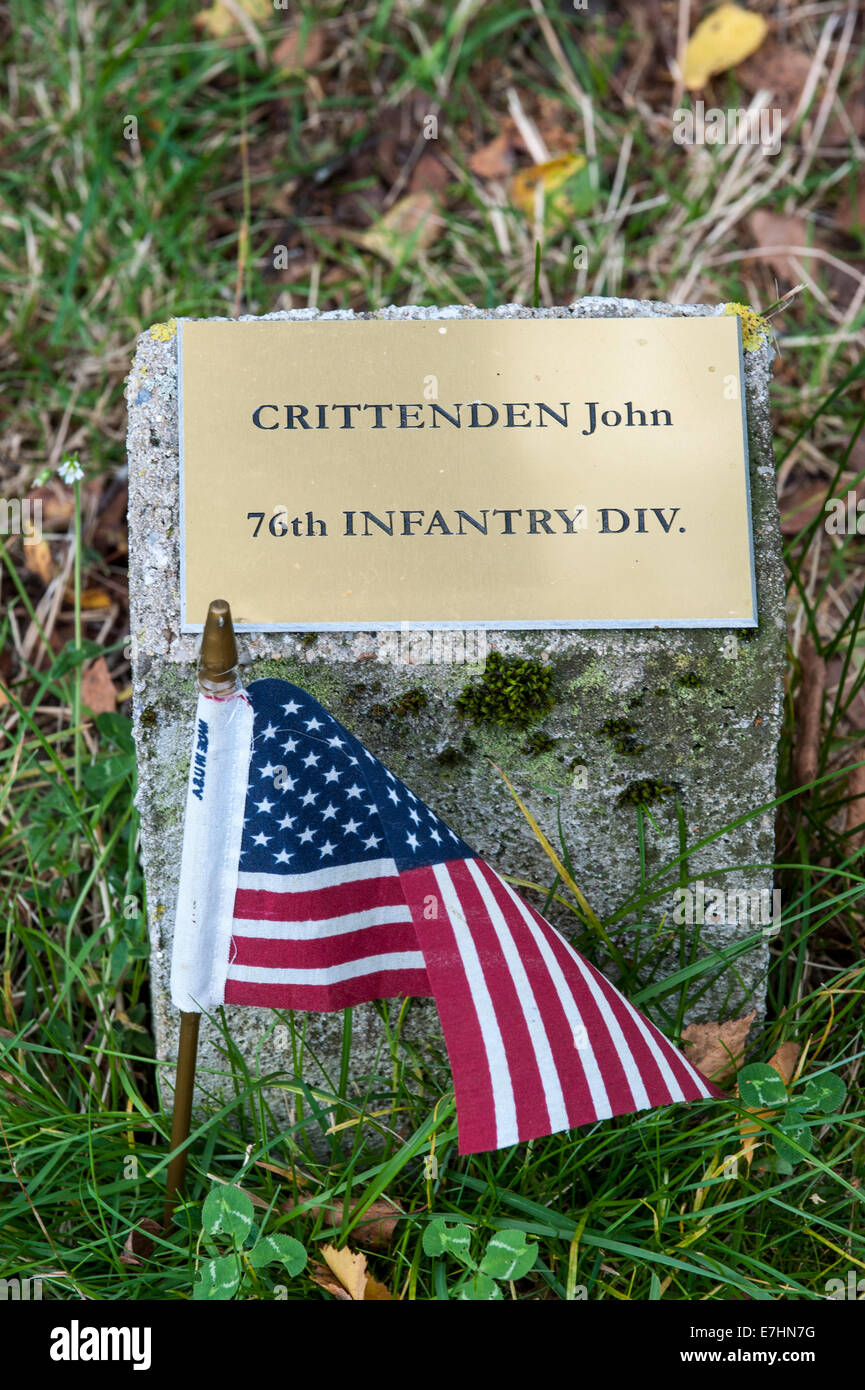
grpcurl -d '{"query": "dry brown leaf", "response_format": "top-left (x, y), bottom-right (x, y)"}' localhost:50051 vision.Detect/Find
top-left (737, 41), bottom-right (812, 115)
top-left (23, 538), bottom-right (54, 586)
top-left (768, 1040), bottom-right (801, 1087)
top-left (309, 1263), bottom-right (352, 1299)
top-left (778, 470), bottom-right (865, 537)
top-left (358, 192), bottom-right (441, 264)
top-left (120, 1218), bottom-right (162, 1267)
top-left (81, 658), bottom-right (117, 715)
top-left (282, 1194), bottom-right (400, 1249)
top-left (469, 131), bottom-right (513, 179)
top-left (272, 24), bottom-right (325, 71)
top-left (194, 0), bottom-right (271, 39)
top-left (408, 153), bottom-right (450, 198)
top-left (749, 210), bottom-right (811, 287)
top-left (681, 1011), bottom-right (754, 1084)
top-left (682, 3), bottom-right (768, 91)
top-left (318, 1243), bottom-right (394, 1300)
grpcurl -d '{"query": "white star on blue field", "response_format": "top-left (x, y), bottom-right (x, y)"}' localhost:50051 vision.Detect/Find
top-left (238, 679), bottom-right (475, 875)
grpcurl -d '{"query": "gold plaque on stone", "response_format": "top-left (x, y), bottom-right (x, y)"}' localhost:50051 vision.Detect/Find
top-left (179, 315), bottom-right (756, 630)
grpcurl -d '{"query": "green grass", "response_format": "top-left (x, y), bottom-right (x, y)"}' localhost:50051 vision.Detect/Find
top-left (1, 0), bottom-right (864, 1300)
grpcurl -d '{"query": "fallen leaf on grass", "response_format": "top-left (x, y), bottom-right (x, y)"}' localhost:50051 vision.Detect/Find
top-left (469, 130), bottom-right (513, 179)
top-left (120, 1218), bottom-right (162, 1267)
top-left (408, 152), bottom-right (451, 198)
top-left (778, 470), bottom-right (865, 537)
top-left (312, 1243), bottom-right (394, 1300)
top-left (749, 210), bottom-right (811, 287)
top-left (681, 1011), bottom-right (755, 1084)
top-left (282, 1194), bottom-right (400, 1249)
top-left (194, 0), bottom-right (271, 39)
top-left (358, 192), bottom-right (442, 264)
top-left (272, 24), bottom-right (326, 71)
top-left (509, 154), bottom-right (588, 219)
top-left (81, 658), bottom-right (117, 715)
top-left (737, 41), bottom-right (812, 117)
top-left (682, 3), bottom-right (768, 91)
top-left (23, 538), bottom-right (54, 586)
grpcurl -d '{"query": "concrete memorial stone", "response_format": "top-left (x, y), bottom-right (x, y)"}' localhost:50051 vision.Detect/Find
top-left (126, 299), bottom-right (785, 1122)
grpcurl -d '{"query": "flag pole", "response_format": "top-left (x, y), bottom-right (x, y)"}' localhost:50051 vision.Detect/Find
top-left (163, 598), bottom-right (240, 1227)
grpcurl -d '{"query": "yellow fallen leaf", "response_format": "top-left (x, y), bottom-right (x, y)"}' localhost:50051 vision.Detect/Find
top-left (318, 1243), bottom-right (394, 1300)
top-left (358, 193), bottom-right (442, 265)
top-left (194, 0), bottom-right (271, 40)
top-left (683, 4), bottom-right (768, 91)
top-left (23, 537), bottom-right (55, 586)
top-left (509, 154), bottom-right (586, 217)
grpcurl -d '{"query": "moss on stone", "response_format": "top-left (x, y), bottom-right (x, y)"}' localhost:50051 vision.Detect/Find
top-left (617, 777), bottom-right (677, 808)
top-left (456, 650), bottom-right (555, 729)
top-left (599, 716), bottom-right (647, 756)
top-left (389, 687), bottom-right (428, 717)
top-left (522, 729), bottom-right (557, 756)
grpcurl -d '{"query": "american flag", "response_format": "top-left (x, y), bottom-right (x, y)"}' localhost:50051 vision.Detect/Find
top-left (173, 677), bottom-right (721, 1154)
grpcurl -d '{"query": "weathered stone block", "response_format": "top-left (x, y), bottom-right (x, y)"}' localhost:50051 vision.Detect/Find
top-left (126, 300), bottom-right (785, 1121)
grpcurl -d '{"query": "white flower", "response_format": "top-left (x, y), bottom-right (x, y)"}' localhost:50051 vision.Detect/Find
top-left (58, 457), bottom-right (84, 485)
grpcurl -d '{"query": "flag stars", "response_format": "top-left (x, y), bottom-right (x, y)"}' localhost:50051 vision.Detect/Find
top-left (260, 722), bottom-right (278, 741)
top-left (273, 847), bottom-right (292, 865)
top-left (281, 737), bottom-right (298, 755)
top-left (323, 766), bottom-right (341, 784)
top-left (303, 751), bottom-right (321, 769)
top-left (430, 828), bottom-right (442, 845)
top-left (319, 839), bottom-right (336, 858)
top-left (298, 826), bottom-right (316, 844)
top-left (277, 813), bottom-right (296, 830)
top-left (300, 789), bottom-right (318, 807)
top-left (345, 783), bottom-right (363, 800)
top-left (406, 832), bottom-right (420, 852)
top-left (321, 803), bottom-right (338, 821)
top-left (305, 716), bottom-right (324, 731)
top-left (252, 831), bottom-right (271, 847)
top-left (366, 803), bottom-right (378, 816)
top-left (277, 772), bottom-right (297, 792)
top-left (408, 807), bottom-right (421, 825)
top-left (255, 796), bottom-right (274, 815)
top-left (327, 735), bottom-right (345, 749)
top-left (282, 700), bottom-right (301, 715)
top-left (259, 761), bottom-right (279, 779)
top-left (387, 786), bottom-right (400, 805)
top-left (343, 818), bottom-right (362, 835)
top-left (363, 833), bottom-right (382, 850)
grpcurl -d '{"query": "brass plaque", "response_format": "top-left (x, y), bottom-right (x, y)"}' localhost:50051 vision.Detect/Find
top-left (179, 316), bottom-right (756, 630)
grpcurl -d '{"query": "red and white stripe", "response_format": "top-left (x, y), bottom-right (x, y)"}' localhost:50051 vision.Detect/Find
top-left (221, 852), bottom-right (720, 1153)
top-left (223, 857), bottom-right (431, 1010)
